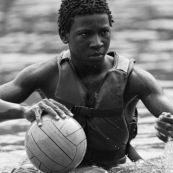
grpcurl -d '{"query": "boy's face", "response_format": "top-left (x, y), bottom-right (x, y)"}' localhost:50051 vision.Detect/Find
top-left (66, 13), bottom-right (111, 67)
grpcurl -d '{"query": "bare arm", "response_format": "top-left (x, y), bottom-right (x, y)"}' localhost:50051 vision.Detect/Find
top-left (0, 99), bottom-right (26, 121)
top-left (129, 67), bottom-right (173, 117)
top-left (0, 59), bottom-right (53, 121)
top-left (128, 67), bottom-right (173, 142)
top-left (0, 57), bottom-right (73, 122)
top-left (0, 62), bottom-right (45, 121)
top-left (0, 63), bottom-right (41, 103)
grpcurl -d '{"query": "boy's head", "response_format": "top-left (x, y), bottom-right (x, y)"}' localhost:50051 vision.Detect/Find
top-left (58, 0), bottom-right (114, 42)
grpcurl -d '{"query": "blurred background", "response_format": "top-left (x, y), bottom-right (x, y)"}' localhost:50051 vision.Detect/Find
top-left (0, 0), bottom-right (173, 171)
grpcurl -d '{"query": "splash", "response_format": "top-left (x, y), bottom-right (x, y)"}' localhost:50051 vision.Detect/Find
top-left (110, 157), bottom-right (165, 173)
top-left (109, 139), bottom-right (173, 173)
top-left (164, 137), bottom-right (173, 173)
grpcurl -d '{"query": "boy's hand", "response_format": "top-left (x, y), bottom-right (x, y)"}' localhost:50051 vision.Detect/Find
top-left (23, 99), bottom-right (73, 126)
top-left (155, 112), bottom-right (173, 142)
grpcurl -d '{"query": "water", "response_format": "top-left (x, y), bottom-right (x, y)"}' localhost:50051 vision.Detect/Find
top-left (110, 157), bottom-right (165, 173)
top-left (164, 137), bottom-right (173, 173)
top-left (0, 134), bottom-right (172, 173)
top-left (109, 139), bottom-right (173, 173)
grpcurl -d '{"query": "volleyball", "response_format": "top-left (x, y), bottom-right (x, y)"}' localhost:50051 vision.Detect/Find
top-left (25, 114), bottom-right (87, 173)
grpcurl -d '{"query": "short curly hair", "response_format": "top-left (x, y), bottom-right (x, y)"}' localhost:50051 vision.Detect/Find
top-left (58, 0), bottom-right (114, 40)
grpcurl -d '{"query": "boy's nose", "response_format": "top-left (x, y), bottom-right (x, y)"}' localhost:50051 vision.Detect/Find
top-left (89, 35), bottom-right (104, 49)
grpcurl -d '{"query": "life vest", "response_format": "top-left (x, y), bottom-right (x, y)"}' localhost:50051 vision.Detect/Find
top-left (55, 50), bottom-right (135, 164)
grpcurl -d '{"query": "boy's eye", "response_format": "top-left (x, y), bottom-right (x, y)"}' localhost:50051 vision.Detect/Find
top-left (101, 30), bottom-right (110, 35)
top-left (80, 32), bottom-right (89, 37)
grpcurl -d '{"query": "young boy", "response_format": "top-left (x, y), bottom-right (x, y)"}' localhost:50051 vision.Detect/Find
top-left (1, 0), bottom-right (173, 172)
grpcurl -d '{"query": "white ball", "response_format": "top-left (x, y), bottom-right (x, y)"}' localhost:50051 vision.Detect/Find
top-left (25, 115), bottom-right (87, 173)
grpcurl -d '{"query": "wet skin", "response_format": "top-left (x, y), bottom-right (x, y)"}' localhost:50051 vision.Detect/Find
top-left (0, 13), bottom-right (173, 141)
top-left (65, 14), bottom-right (114, 95)
top-left (66, 14), bottom-right (111, 72)
top-left (0, 99), bottom-right (24, 121)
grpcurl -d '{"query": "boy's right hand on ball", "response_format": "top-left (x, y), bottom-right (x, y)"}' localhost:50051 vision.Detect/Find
top-left (23, 99), bottom-right (73, 126)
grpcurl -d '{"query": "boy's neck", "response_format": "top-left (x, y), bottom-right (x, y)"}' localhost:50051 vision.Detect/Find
top-left (71, 55), bottom-right (114, 78)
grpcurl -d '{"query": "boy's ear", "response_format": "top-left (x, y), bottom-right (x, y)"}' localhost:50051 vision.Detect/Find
top-left (62, 37), bottom-right (68, 44)
top-left (60, 31), bottom-right (69, 44)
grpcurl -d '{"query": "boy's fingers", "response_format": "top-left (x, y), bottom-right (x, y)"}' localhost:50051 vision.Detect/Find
top-left (49, 99), bottom-right (73, 117)
top-left (156, 132), bottom-right (168, 143)
top-left (32, 106), bottom-right (43, 126)
top-left (38, 101), bottom-right (60, 120)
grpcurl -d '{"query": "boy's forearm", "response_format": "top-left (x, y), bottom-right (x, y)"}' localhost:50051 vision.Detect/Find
top-left (0, 101), bottom-right (26, 121)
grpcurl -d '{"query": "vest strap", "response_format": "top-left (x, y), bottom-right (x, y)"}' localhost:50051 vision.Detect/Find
top-left (128, 108), bottom-right (138, 141)
top-left (71, 106), bottom-right (93, 118)
top-left (71, 106), bottom-right (122, 118)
